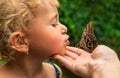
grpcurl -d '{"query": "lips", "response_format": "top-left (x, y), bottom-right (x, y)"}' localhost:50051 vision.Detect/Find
top-left (65, 40), bottom-right (70, 45)
top-left (64, 35), bottom-right (70, 45)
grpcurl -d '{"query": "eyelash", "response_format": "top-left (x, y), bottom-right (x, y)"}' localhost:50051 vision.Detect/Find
top-left (51, 23), bottom-right (58, 27)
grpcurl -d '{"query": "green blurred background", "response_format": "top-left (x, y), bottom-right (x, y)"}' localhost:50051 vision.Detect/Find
top-left (57, 0), bottom-right (120, 78)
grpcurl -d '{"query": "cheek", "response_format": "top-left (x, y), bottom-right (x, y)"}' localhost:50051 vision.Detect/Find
top-left (50, 35), bottom-right (66, 55)
top-left (43, 33), bottom-right (66, 55)
top-left (29, 30), bottom-right (66, 57)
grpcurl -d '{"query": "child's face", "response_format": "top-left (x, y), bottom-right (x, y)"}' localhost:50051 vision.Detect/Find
top-left (28, 4), bottom-right (70, 59)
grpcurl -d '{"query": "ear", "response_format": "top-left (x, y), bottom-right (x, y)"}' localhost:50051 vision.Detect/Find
top-left (9, 32), bottom-right (29, 54)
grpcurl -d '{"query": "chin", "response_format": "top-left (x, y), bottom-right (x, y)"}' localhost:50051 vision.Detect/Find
top-left (49, 49), bottom-right (65, 58)
top-left (56, 48), bottom-right (66, 55)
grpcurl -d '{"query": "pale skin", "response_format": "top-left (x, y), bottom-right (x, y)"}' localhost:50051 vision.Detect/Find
top-left (0, 3), bottom-right (69, 78)
top-left (53, 45), bottom-right (120, 78)
top-left (1, 1), bottom-right (119, 78)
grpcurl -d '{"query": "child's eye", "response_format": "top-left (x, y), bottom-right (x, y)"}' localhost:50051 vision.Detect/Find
top-left (51, 23), bottom-right (58, 27)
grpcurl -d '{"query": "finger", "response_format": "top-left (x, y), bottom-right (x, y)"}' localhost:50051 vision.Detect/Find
top-left (66, 46), bottom-right (85, 55)
top-left (53, 55), bottom-right (73, 69)
top-left (65, 50), bottom-right (78, 60)
top-left (66, 46), bottom-right (79, 53)
top-left (53, 55), bottom-right (72, 64)
top-left (63, 55), bottom-right (73, 62)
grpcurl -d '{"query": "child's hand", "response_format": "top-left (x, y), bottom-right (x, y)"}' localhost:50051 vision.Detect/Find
top-left (53, 45), bottom-right (120, 78)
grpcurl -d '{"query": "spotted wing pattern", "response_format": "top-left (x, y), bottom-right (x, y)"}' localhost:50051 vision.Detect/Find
top-left (76, 22), bottom-right (98, 53)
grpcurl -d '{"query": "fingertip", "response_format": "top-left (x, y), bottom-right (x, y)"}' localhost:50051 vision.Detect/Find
top-left (66, 46), bottom-right (79, 51)
top-left (66, 46), bottom-right (78, 49)
top-left (93, 45), bottom-right (109, 52)
top-left (52, 54), bottom-right (60, 59)
top-left (93, 45), bottom-right (115, 55)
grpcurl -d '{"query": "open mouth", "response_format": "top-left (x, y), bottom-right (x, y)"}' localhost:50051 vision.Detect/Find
top-left (64, 35), bottom-right (70, 46)
top-left (65, 39), bottom-right (70, 45)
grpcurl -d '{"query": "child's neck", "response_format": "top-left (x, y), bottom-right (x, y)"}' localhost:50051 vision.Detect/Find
top-left (6, 53), bottom-right (44, 77)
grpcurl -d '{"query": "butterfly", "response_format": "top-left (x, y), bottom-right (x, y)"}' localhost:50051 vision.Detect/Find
top-left (76, 22), bottom-right (98, 53)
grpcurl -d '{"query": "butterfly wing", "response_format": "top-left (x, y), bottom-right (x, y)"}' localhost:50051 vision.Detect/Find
top-left (79, 22), bottom-right (98, 53)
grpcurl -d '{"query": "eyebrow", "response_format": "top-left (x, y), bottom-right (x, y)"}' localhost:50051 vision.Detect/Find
top-left (50, 13), bottom-right (58, 23)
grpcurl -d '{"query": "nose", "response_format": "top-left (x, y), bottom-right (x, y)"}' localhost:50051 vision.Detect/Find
top-left (60, 23), bottom-right (68, 34)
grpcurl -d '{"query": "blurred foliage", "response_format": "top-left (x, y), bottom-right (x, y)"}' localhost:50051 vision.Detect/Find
top-left (57, 0), bottom-right (120, 78)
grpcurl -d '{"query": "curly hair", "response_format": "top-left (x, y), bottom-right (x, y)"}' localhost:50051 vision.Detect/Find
top-left (0, 0), bottom-right (59, 61)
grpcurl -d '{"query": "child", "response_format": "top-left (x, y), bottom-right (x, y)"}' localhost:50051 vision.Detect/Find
top-left (0, 0), bottom-right (70, 78)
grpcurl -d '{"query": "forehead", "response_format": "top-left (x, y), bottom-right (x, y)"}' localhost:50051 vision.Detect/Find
top-left (27, 0), bottom-right (59, 25)
top-left (28, 4), bottom-right (58, 26)
top-left (34, 0), bottom-right (58, 14)
top-left (34, 4), bottom-right (58, 18)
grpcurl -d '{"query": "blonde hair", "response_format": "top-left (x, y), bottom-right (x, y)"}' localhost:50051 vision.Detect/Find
top-left (0, 0), bottom-right (59, 60)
